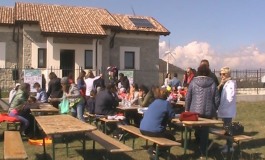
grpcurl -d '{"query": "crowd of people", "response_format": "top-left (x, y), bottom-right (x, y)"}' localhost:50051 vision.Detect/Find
top-left (7, 59), bottom-right (237, 159)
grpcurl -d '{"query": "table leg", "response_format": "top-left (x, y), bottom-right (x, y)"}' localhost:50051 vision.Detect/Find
top-left (33, 118), bottom-right (36, 137)
top-left (83, 134), bottom-right (86, 159)
top-left (184, 126), bottom-right (188, 155)
top-left (52, 135), bottom-right (55, 160)
top-left (43, 137), bottom-right (46, 158)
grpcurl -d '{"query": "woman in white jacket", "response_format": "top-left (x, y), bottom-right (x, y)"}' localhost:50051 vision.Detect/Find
top-left (217, 66), bottom-right (237, 152)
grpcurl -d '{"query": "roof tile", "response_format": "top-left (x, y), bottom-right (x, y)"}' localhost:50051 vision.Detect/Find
top-left (1, 2), bottom-right (169, 36)
top-left (0, 7), bottom-right (14, 24)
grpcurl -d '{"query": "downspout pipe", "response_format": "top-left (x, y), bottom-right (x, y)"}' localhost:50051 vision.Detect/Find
top-left (95, 39), bottom-right (99, 74)
top-left (12, 23), bottom-right (20, 82)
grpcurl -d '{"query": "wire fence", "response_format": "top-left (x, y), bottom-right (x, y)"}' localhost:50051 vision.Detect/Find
top-left (1, 67), bottom-right (265, 96)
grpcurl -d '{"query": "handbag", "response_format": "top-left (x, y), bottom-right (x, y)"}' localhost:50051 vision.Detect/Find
top-left (59, 98), bottom-right (69, 114)
top-left (69, 97), bottom-right (82, 108)
top-left (224, 122), bottom-right (244, 136)
top-left (179, 111), bottom-right (199, 121)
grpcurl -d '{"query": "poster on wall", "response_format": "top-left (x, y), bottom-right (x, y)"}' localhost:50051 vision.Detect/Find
top-left (24, 69), bottom-right (42, 92)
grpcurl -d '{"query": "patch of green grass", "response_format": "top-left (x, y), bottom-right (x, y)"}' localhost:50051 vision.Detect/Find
top-left (0, 102), bottom-right (265, 160)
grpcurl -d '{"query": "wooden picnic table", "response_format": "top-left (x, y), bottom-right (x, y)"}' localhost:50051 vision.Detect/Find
top-left (31, 103), bottom-right (59, 137)
top-left (171, 117), bottom-right (223, 157)
top-left (35, 115), bottom-right (97, 160)
top-left (30, 103), bottom-right (59, 115)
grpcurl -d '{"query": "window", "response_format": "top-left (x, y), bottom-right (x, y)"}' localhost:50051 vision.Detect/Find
top-left (125, 51), bottom-right (135, 69)
top-left (120, 46), bottom-right (140, 70)
top-left (38, 48), bottom-right (47, 68)
top-left (85, 50), bottom-right (93, 69)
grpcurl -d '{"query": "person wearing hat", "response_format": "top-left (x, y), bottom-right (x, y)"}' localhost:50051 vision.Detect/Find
top-left (61, 77), bottom-right (85, 121)
top-left (9, 83), bottom-right (20, 104)
top-left (217, 66), bottom-right (237, 152)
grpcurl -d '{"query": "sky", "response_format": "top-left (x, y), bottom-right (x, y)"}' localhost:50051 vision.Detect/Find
top-left (2, 0), bottom-right (265, 70)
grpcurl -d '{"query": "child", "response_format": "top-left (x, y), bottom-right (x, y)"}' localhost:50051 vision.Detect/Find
top-left (33, 82), bottom-right (48, 103)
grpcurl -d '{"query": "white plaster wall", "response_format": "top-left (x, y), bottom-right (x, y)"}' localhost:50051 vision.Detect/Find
top-left (31, 43), bottom-right (46, 68)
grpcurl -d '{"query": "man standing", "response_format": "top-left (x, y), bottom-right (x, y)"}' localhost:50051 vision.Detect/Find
top-left (168, 73), bottom-right (181, 88)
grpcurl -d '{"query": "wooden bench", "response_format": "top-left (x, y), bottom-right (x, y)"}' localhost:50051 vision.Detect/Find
top-left (209, 127), bottom-right (253, 152)
top-left (118, 124), bottom-right (181, 160)
top-left (84, 112), bottom-right (97, 124)
top-left (4, 131), bottom-right (28, 160)
top-left (6, 121), bottom-right (21, 131)
top-left (86, 130), bottom-right (133, 160)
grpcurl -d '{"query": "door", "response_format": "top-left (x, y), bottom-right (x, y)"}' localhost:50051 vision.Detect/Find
top-left (60, 50), bottom-right (75, 78)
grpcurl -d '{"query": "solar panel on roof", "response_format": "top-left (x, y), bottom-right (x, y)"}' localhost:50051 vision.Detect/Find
top-left (129, 18), bottom-right (155, 28)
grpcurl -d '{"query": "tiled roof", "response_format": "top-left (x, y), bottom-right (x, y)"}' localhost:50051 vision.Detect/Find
top-left (112, 14), bottom-right (170, 35)
top-left (15, 2), bottom-right (121, 36)
top-left (0, 2), bottom-right (170, 36)
top-left (0, 7), bottom-right (14, 25)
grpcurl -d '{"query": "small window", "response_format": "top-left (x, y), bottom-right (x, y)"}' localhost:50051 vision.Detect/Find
top-left (125, 51), bottom-right (135, 69)
top-left (85, 50), bottom-right (93, 69)
top-left (38, 48), bottom-right (47, 68)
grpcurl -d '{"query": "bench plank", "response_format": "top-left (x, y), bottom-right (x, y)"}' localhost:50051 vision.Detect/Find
top-left (87, 130), bottom-right (133, 153)
top-left (209, 128), bottom-right (252, 142)
top-left (4, 131), bottom-right (28, 160)
top-left (118, 125), bottom-right (180, 146)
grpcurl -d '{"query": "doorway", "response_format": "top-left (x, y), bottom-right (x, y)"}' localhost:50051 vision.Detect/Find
top-left (60, 49), bottom-right (75, 78)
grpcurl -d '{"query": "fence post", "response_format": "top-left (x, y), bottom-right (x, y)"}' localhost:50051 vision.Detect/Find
top-left (257, 70), bottom-right (259, 94)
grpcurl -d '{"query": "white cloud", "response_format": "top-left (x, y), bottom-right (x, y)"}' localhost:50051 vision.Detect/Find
top-left (159, 41), bottom-right (265, 70)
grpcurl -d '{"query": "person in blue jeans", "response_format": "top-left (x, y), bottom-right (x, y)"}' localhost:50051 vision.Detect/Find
top-left (60, 77), bottom-right (85, 121)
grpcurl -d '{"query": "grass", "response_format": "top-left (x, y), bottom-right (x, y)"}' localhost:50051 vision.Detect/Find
top-left (0, 101), bottom-right (265, 160)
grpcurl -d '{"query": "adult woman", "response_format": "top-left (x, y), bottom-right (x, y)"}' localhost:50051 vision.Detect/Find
top-left (138, 85), bottom-right (156, 107)
top-left (84, 70), bottom-right (100, 97)
top-left (128, 83), bottom-right (139, 105)
top-left (140, 87), bottom-right (175, 158)
top-left (217, 66), bottom-right (237, 152)
top-left (76, 70), bottom-right (86, 97)
top-left (185, 64), bottom-right (220, 157)
top-left (163, 73), bottom-right (171, 87)
top-left (61, 77), bottom-right (85, 121)
top-left (9, 83), bottom-right (31, 135)
top-left (46, 72), bottom-right (63, 108)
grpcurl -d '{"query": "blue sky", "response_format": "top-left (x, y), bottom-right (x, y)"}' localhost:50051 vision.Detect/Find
top-left (2, 0), bottom-right (265, 69)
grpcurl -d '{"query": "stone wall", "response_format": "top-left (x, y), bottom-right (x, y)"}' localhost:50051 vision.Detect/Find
top-left (103, 36), bottom-right (160, 86)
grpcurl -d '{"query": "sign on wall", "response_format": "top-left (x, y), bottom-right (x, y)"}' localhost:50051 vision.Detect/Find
top-left (24, 69), bottom-right (42, 92)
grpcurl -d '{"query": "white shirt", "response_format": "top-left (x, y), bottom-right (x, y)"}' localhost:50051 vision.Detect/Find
top-left (9, 89), bottom-right (17, 104)
top-left (85, 76), bottom-right (100, 96)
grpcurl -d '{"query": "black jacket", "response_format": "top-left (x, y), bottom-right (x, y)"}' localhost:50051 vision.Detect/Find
top-left (94, 89), bottom-right (118, 115)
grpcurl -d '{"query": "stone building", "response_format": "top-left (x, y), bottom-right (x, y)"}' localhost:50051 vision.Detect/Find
top-left (0, 2), bottom-right (169, 89)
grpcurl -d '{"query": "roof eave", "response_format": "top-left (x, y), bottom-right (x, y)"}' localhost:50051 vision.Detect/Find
top-left (41, 32), bottom-right (107, 38)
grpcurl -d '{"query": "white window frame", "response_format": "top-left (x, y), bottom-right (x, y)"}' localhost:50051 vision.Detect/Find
top-left (0, 42), bottom-right (6, 67)
top-left (120, 46), bottom-right (140, 70)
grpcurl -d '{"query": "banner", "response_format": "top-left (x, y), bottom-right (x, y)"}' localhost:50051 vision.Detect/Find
top-left (23, 69), bottom-right (42, 92)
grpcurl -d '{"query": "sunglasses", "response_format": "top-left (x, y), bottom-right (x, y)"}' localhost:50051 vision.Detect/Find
top-left (220, 73), bottom-right (226, 76)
